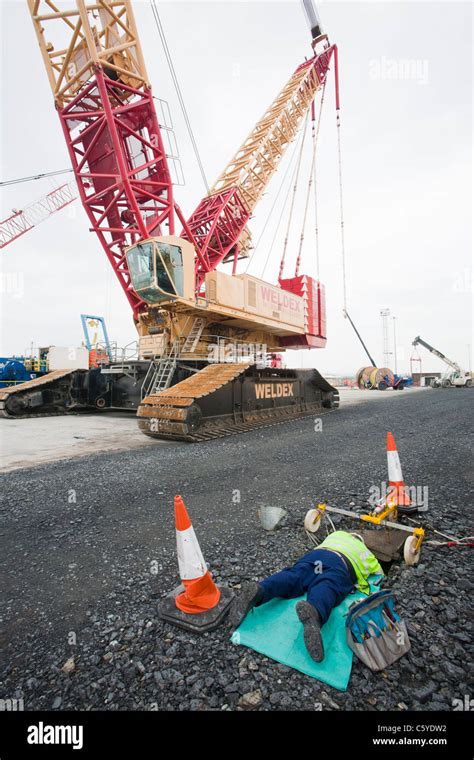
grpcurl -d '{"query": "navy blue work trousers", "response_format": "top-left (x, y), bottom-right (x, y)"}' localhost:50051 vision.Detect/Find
top-left (259, 548), bottom-right (355, 624)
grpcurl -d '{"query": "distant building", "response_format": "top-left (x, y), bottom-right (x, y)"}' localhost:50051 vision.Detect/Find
top-left (325, 376), bottom-right (357, 388)
top-left (412, 372), bottom-right (442, 387)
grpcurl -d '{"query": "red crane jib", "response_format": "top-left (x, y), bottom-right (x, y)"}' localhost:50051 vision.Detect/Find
top-left (181, 189), bottom-right (251, 288)
top-left (56, 48), bottom-right (335, 318)
top-left (58, 67), bottom-right (175, 316)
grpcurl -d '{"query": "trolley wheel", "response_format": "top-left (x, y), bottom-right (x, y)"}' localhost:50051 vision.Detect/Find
top-left (378, 381), bottom-right (388, 391)
top-left (403, 536), bottom-right (421, 566)
top-left (304, 508), bottom-right (322, 533)
top-left (95, 397), bottom-right (106, 409)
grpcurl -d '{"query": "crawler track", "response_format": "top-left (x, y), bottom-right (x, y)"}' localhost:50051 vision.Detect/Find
top-left (0, 369), bottom-right (83, 418)
top-left (137, 363), bottom-right (339, 441)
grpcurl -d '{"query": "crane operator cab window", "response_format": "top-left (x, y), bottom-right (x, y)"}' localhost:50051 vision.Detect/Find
top-left (125, 236), bottom-right (194, 305)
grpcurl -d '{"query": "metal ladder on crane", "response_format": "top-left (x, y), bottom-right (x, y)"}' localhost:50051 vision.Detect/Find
top-left (182, 317), bottom-right (206, 353)
top-left (141, 341), bottom-right (179, 399)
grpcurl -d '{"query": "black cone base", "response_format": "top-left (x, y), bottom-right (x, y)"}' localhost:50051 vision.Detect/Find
top-left (158, 585), bottom-right (234, 633)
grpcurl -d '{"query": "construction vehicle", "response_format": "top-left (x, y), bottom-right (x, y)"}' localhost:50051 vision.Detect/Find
top-left (1, 1), bottom-right (340, 439)
top-left (0, 355), bottom-right (49, 389)
top-left (0, 345), bottom-right (90, 414)
top-left (0, 314), bottom-right (112, 394)
top-left (0, 344), bottom-right (89, 389)
top-left (412, 337), bottom-right (472, 388)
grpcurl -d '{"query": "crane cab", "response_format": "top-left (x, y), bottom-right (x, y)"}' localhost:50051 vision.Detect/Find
top-left (125, 236), bottom-right (195, 305)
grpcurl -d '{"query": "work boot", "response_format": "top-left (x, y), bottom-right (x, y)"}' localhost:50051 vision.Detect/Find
top-left (229, 581), bottom-right (264, 629)
top-left (296, 601), bottom-right (325, 663)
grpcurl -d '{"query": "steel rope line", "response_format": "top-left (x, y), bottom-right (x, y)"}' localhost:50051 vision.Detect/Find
top-left (278, 111), bottom-right (310, 280)
top-left (150, 0), bottom-right (209, 193)
top-left (313, 80), bottom-right (326, 280)
top-left (336, 101), bottom-right (347, 311)
top-left (246, 127), bottom-right (305, 275)
top-left (294, 82), bottom-right (326, 277)
top-left (294, 147), bottom-right (315, 277)
top-left (0, 169), bottom-right (73, 187)
top-left (261, 126), bottom-right (306, 280)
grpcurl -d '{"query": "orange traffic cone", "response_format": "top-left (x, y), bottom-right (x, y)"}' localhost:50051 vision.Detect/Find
top-left (385, 432), bottom-right (412, 508)
top-left (174, 495), bottom-right (221, 614)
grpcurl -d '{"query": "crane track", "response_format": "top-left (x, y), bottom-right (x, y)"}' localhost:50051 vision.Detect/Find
top-left (0, 410), bottom-right (71, 420)
top-left (139, 404), bottom-right (339, 442)
top-left (137, 363), bottom-right (339, 442)
top-left (0, 369), bottom-right (80, 419)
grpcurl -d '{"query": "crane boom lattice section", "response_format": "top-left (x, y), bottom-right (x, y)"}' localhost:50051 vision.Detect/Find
top-left (28, 0), bottom-right (150, 107)
top-left (27, 0), bottom-right (177, 316)
top-left (184, 46), bottom-right (336, 286)
top-left (0, 182), bottom-right (77, 249)
top-left (212, 53), bottom-right (333, 210)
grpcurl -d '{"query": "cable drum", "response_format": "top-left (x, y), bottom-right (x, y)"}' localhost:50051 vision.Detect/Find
top-left (371, 368), bottom-right (394, 389)
top-left (356, 366), bottom-right (374, 389)
top-left (357, 367), bottom-right (394, 389)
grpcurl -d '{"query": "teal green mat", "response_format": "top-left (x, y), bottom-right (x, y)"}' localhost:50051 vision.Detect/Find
top-left (230, 578), bottom-right (380, 691)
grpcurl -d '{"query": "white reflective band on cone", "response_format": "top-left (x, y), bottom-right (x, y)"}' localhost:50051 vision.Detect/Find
top-left (387, 450), bottom-right (403, 482)
top-left (176, 525), bottom-right (207, 580)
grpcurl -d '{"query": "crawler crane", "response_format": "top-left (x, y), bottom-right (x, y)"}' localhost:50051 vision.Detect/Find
top-left (1, 1), bottom-right (340, 440)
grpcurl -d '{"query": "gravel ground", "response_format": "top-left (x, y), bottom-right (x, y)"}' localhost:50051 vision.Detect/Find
top-left (0, 389), bottom-right (472, 711)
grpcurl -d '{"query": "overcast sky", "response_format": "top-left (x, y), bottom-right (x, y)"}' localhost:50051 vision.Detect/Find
top-left (0, 0), bottom-right (472, 375)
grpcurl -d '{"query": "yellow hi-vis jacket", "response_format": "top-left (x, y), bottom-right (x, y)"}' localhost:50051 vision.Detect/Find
top-left (318, 531), bottom-right (384, 594)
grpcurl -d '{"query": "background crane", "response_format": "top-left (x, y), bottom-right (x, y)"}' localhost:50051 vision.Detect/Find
top-left (412, 336), bottom-right (472, 388)
top-left (0, 181), bottom-right (77, 249)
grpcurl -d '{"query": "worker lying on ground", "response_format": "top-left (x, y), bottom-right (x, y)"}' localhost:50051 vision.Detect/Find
top-left (230, 531), bottom-right (384, 663)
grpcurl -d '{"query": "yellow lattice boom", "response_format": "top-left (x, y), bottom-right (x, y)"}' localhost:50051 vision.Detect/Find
top-left (27, 0), bottom-right (149, 107)
top-left (211, 56), bottom-right (331, 215)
